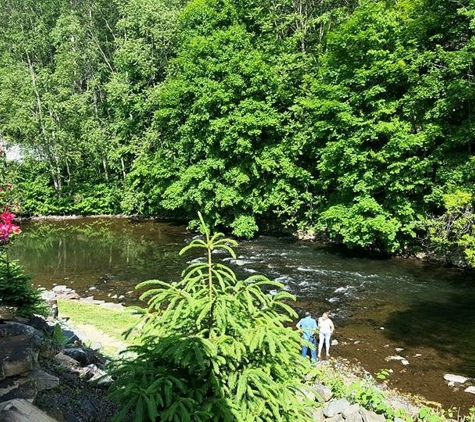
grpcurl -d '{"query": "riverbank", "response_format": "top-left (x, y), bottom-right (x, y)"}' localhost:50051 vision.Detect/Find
top-left (46, 291), bottom-right (467, 419)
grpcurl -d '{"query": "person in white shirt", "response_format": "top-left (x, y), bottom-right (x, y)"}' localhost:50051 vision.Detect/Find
top-left (317, 311), bottom-right (334, 359)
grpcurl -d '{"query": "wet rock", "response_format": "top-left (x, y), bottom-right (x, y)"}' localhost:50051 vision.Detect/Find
top-left (464, 386), bottom-right (475, 394)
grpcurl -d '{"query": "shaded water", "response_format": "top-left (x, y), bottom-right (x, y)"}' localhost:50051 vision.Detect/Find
top-left (8, 217), bottom-right (475, 412)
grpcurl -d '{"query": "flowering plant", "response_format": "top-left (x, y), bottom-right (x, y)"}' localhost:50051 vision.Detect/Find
top-left (0, 146), bottom-right (20, 245)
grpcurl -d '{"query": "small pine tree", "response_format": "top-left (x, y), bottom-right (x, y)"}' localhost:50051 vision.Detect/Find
top-left (108, 213), bottom-right (314, 421)
top-left (0, 253), bottom-right (49, 317)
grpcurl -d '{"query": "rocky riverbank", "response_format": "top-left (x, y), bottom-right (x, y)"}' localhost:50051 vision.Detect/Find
top-left (0, 314), bottom-right (423, 422)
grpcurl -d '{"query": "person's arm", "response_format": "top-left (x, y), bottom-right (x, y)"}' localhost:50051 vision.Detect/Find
top-left (330, 320), bottom-right (335, 334)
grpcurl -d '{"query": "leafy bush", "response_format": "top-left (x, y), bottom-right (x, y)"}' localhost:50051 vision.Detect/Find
top-left (425, 190), bottom-right (475, 267)
top-left (0, 253), bottom-right (49, 317)
top-left (107, 213), bottom-right (314, 421)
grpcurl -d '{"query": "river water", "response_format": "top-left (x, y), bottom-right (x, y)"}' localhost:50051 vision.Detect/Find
top-left (8, 217), bottom-right (475, 412)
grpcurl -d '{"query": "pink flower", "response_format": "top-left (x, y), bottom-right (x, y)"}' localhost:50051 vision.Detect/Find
top-left (0, 212), bottom-right (15, 224)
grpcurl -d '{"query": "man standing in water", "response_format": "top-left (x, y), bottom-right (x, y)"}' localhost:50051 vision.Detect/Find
top-left (318, 311), bottom-right (335, 359)
top-left (296, 311), bottom-right (317, 362)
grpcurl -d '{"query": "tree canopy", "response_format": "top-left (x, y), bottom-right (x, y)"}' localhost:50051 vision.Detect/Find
top-left (0, 0), bottom-right (474, 265)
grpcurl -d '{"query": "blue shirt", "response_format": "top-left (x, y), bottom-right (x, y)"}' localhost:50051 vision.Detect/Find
top-left (297, 316), bottom-right (317, 341)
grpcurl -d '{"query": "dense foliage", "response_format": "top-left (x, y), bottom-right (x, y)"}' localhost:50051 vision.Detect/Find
top-left (0, 0), bottom-right (474, 265)
top-left (107, 213), bottom-right (313, 421)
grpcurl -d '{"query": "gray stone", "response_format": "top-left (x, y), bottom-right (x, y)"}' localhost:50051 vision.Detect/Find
top-left (464, 386), bottom-right (475, 394)
top-left (0, 323), bottom-right (43, 380)
top-left (312, 407), bottom-right (325, 422)
top-left (0, 369), bottom-right (58, 403)
top-left (63, 348), bottom-right (89, 365)
top-left (54, 352), bottom-right (80, 370)
top-left (326, 415), bottom-right (344, 422)
top-left (28, 369), bottom-right (59, 392)
top-left (360, 408), bottom-right (386, 422)
top-left (0, 399), bottom-right (57, 422)
top-left (346, 411), bottom-right (364, 422)
top-left (314, 384), bottom-right (333, 402)
top-left (323, 398), bottom-right (351, 418)
top-left (384, 355), bottom-right (404, 362)
top-left (342, 403), bottom-right (361, 418)
top-left (444, 374), bottom-right (469, 384)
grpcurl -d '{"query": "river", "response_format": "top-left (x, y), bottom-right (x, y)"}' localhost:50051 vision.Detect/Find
top-left (8, 217), bottom-right (475, 413)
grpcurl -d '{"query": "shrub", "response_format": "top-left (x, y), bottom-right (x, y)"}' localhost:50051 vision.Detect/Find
top-left (0, 253), bottom-right (49, 317)
top-left (107, 213), bottom-right (314, 421)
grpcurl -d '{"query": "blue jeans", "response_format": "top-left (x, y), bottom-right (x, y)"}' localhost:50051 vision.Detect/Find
top-left (301, 337), bottom-right (317, 361)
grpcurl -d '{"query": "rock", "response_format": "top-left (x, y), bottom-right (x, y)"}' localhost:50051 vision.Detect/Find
top-left (0, 323), bottom-right (43, 380)
top-left (401, 359), bottom-right (410, 366)
top-left (464, 386), bottom-right (475, 394)
top-left (56, 291), bottom-right (81, 300)
top-left (346, 412), bottom-right (364, 422)
top-left (395, 348), bottom-right (404, 352)
top-left (360, 408), bottom-right (386, 422)
top-left (323, 398), bottom-right (351, 418)
top-left (54, 352), bottom-right (80, 370)
top-left (63, 347), bottom-right (89, 365)
top-left (312, 407), bottom-right (325, 422)
top-left (0, 369), bottom-right (58, 402)
top-left (343, 404), bottom-right (361, 418)
top-left (326, 415), bottom-right (344, 422)
top-left (0, 399), bottom-right (57, 422)
top-left (331, 339), bottom-right (338, 346)
top-left (314, 384), bottom-right (333, 402)
top-left (444, 374), bottom-right (469, 384)
top-left (385, 355), bottom-right (404, 362)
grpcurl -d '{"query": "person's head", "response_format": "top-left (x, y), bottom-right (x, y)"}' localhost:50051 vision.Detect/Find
top-left (305, 311), bottom-right (310, 317)
top-left (322, 312), bottom-right (329, 319)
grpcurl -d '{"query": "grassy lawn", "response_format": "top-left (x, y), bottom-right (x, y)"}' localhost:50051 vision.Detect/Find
top-left (57, 299), bottom-right (142, 346)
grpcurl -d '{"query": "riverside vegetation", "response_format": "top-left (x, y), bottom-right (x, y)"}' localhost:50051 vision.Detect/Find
top-left (1, 0), bottom-right (475, 267)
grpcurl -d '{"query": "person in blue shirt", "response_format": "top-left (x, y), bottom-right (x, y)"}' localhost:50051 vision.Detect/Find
top-left (296, 311), bottom-right (318, 362)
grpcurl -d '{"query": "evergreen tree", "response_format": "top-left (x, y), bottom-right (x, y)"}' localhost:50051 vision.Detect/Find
top-left (107, 213), bottom-right (314, 421)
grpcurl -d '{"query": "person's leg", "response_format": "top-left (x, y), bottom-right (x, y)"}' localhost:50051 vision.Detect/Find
top-left (301, 343), bottom-right (308, 358)
top-left (318, 332), bottom-right (324, 357)
top-left (310, 337), bottom-right (317, 361)
top-left (325, 333), bottom-right (331, 356)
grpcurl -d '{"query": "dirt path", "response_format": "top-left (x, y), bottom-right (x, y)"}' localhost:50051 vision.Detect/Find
top-left (69, 323), bottom-right (128, 355)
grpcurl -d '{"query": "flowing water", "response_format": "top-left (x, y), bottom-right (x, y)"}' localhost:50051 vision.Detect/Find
top-left (8, 217), bottom-right (475, 412)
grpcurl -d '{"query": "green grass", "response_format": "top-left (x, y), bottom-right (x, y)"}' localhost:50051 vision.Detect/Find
top-left (57, 299), bottom-right (142, 346)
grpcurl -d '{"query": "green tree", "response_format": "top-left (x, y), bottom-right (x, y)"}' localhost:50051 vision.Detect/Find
top-left (108, 213), bottom-right (314, 421)
top-left (425, 190), bottom-right (475, 267)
